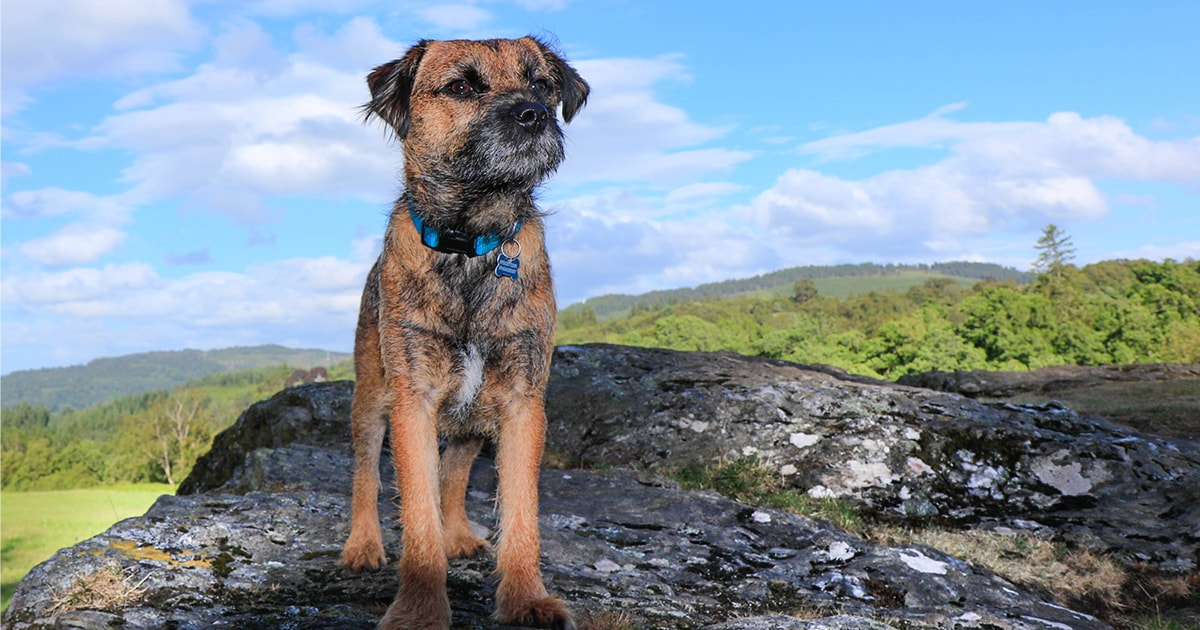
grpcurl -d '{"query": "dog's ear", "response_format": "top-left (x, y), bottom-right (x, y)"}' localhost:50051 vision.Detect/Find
top-left (364, 41), bottom-right (428, 139)
top-left (532, 39), bottom-right (590, 123)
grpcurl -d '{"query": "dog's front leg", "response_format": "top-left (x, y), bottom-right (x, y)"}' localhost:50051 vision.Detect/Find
top-left (493, 397), bottom-right (574, 630)
top-left (440, 436), bottom-right (490, 559)
top-left (381, 385), bottom-right (451, 630)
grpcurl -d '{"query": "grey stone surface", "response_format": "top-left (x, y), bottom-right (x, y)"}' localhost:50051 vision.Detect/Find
top-left (544, 344), bottom-right (1200, 571)
top-left (10, 344), bottom-right (1195, 629)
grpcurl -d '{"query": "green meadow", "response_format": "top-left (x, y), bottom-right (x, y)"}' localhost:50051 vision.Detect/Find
top-left (0, 484), bottom-right (173, 611)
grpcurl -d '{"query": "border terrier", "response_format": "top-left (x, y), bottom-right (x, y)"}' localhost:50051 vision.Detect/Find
top-left (339, 37), bottom-right (588, 629)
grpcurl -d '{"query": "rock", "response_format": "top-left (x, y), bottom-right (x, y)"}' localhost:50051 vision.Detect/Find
top-left (176, 380), bottom-right (355, 495)
top-left (897, 363), bottom-right (1200, 399)
top-left (2, 461), bottom-right (1104, 630)
top-left (544, 344), bottom-right (1200, 572)
top-left (8, 344), bottom-right (1197, 629)
top-left (699, 615), bottom-right (895, 630)
top-left (899, 362), bottom-right (1200, 441)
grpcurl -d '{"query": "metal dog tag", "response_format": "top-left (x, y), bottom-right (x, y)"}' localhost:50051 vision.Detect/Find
top-left (495, 253), bottom-right (520, 280)
top-left (494, 239), bottom-right (522, 280)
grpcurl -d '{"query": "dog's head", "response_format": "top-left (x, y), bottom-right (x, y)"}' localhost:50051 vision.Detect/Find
top-left (364, 37), bottom-right (589, 200)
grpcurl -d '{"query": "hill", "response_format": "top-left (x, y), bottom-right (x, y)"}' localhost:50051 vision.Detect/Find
top-left (565, 261), bottom-right (1033, 321)
top-left (0, 345), bottom-right (349, 411)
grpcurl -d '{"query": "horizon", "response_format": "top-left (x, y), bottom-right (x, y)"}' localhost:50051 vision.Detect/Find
top-left (0, 258), bottom-right (1027, 376)
top-left (0, 256), bottom-right (1137, 377)
top-left (3, 1), bottom-right (1199, 373)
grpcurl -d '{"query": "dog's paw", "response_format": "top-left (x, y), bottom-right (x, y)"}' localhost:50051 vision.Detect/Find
top-left (444, 519), bottom-right (491, 559)
top-left (444, 532), bottom-right (490, 559)
top-left (380, 583), bottom-right (452, 630)
top-left (496, 595), bottom-right (574, 630)
top-left (340, 535), bottom-right (387, 572)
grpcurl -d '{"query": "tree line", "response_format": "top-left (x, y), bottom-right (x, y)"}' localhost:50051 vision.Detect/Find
top-left (1, 362), bottom-right (353, 491)
top-left (566, 261), bottom-right (1035, 322)
top-left (556, 256), bottom-right (1200, 378)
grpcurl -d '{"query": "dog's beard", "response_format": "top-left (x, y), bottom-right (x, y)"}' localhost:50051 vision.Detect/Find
top-left (454, 104), bottom-right (566, 197)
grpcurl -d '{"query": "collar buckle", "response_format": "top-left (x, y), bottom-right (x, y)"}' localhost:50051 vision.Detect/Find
top-left (407, 197), bottom-right (522, 258)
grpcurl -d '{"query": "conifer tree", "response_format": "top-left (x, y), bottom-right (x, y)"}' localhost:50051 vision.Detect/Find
top-left (1033, 224), bottom-right (1076, 280)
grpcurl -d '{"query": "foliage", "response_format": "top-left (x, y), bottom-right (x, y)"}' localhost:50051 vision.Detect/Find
top-left (0, 362), bottom-right (351, 492)
top-left (792, 279), bottom-right (818, 304)
top-left (558, 259), bottom-right (1200, 378)
top-left (1032, 223), bottom-right (1076, 280)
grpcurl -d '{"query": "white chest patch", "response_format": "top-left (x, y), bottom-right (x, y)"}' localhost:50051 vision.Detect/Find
top-left (454, 344), bottom-right (486, 411)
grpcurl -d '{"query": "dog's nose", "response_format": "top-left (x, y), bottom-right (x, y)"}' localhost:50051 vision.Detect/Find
top-left (510, 102), bottom-right (550, 133)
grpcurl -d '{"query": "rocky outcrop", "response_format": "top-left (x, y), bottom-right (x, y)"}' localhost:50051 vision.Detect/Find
top-left (6, 344), bottom-right (1198, 629)
top-left (897, 363), bottom-right (1200, 441)
top-left (545, 345), bottom-right (1200, 572)
top-left (897, 363), bottom-right (1200, 398)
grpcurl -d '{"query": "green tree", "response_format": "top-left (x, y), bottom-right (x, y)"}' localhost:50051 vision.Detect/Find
top-left (124, 392), bottom-right (215, 486)
top-left (959, 283), bottom-right (1060, 369)
top-left (652, 315), bottom-right (724, 352)
top-left (792, 279), bottom-right (818, 304)
top-left (1032, 224), bottom-right (1076, 280)
top-left (864, 307), bottom-right (987, 377)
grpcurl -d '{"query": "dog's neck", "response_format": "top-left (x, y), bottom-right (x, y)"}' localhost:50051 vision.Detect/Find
top-left (405, 195), bottom-right (525, 258)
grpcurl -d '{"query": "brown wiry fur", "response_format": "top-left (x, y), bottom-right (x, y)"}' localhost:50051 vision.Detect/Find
top-left (339, 37), bottom-right (588, 630)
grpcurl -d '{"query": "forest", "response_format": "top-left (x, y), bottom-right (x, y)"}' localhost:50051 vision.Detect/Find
top-left (558, 257), bottom-right (1200, 378)
top-left (1, 363), bottom-right (353, 491)
top-left (3, 247), bottom-right (1198, 492)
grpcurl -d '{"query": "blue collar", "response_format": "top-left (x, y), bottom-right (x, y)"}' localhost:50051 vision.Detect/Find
top-left (407, 198), bottom-right (523, 257)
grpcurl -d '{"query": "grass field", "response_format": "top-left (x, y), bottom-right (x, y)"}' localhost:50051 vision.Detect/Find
top-left (810, 271), bottom-right (975, 299)
top-left (0, 484), bottom-right (173, 612)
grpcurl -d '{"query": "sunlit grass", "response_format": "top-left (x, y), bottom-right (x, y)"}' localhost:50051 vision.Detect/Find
top-left (1, 484), bottom-right (172, 611)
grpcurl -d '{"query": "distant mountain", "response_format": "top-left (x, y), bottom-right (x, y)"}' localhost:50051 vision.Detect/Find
top-left (1, 345), bottom-right (350, 411)
top-left (565, 261), bottom-right (1034, 321)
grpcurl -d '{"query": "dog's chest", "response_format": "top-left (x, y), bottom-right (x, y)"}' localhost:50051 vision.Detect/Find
top-left (448, 343), bottom-right (486, 418)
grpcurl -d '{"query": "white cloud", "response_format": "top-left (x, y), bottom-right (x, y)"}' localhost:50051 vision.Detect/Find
top-left (1, 254), bottom-right (369, 335)
top-left (78, 19), bottom-right (401, 223)
top-left (0, 0), bottom-right (201, 113)
top-left (548, 187), bottom-right (779, 305)
top-left (745, 109), bottom-right (1200, 260)
top-left (3, 188), bottom-right (131, 222)
top-left (1109, 240), bottom-right (1200, 262)
top-left (49, 27), bottom-right (750, 230)
top-left (292, 17), bottom-right (399, 71)
top-left (242, 0), bottom-right (381, 16)
top-left (664, 182), bottom-right (745, 204)
top-left (1, 263), bottom-right (161, 306)
top-left (1, 162), bottom-right (32, 183)
top-left (802, 107), bottom-right (1200, 184)
top-left (515, 0), bottom-right (568, 9)
top-left (19, 224), bottom-right (128, 267)
top-left (3, 188), bottom-right (135, 266)
top-left (556, 56), bottom-right (753, 186)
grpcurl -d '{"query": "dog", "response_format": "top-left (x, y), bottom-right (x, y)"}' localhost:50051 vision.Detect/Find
top-left (338, 37), bottom-right (588, 630)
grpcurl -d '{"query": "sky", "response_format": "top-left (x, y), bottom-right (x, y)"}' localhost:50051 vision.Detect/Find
top-left (2, 1), bottom-right (1199, 374)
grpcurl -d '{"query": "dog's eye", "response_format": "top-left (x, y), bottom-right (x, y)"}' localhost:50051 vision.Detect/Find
top-left (530, 79), bottom-right (552, 95)
top-left (447, 79), bottom-right (474, 97)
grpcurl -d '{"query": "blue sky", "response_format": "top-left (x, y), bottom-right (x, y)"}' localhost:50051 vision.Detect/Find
top-left (3, 1), bottom-right (1199, 374)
